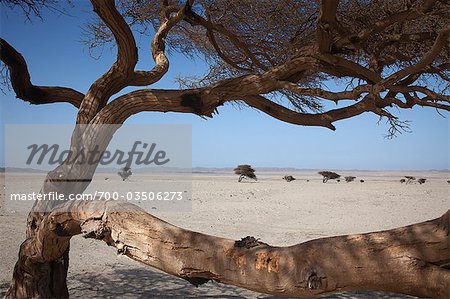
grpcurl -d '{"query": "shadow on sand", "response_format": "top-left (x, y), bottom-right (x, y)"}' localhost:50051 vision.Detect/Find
top-left (64, 265), bottom-right (416, 299)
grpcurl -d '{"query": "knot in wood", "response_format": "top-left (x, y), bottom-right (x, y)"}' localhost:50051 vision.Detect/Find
top-left (307, 272), bottom-right (321, 290)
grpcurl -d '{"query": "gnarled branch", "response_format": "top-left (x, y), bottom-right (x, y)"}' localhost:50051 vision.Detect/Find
top-left (241, 94), bottom-right (381, 130)
top-left (33, 200), bottom-right (450, 298)
top-left (380, 26), bottom-right (450, 87)
top-left (276, 81), bottom-right (371, 101)
top-left (77, 0), bottom-right (140, 124)
top-left (334, 0), bottom-right (439, 50)
top-left (184, 7), bottom-right (270, 71)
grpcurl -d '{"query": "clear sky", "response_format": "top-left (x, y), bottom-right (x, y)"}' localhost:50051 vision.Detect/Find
top-left (0, 1), bottom-right (449, 170)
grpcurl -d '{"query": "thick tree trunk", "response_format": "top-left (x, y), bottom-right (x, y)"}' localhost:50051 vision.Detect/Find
top-left (7, 199), bottom-right (449, 298)
top-left (6, 162), bottom-right (101, 298)
top-left (7, 238), bottom-right (70, 298)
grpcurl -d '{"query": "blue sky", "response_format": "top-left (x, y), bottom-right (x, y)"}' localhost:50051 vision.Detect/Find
top-left (1, 1), bottom-right (449, 170)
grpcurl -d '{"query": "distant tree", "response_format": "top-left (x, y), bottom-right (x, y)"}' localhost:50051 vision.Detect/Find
top-left (345, 176), bottom-right (356, 183)
top-left (118, 166), bottom-right (132, 181)
top-left (405, 176), bottom-right (416, 184)
top-left (318, 171), bottom-right (340, 183)
top-left (418, 178), bottom-right (427, 184)
top-left (2, 0), bottom-right (449, 298)
top-left (283, 175), bottom-right (296, 182)
top-left (234, 165), bottom-right (257, 182)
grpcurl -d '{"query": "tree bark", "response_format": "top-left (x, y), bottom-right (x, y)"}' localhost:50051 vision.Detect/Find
top-left (6, 125), bottom-right (119, 298)
top-left (7, 240), bottom-right (70, 298)
top-left (7, 200), bottom-right (449, 298)
top-left (2, 1), bottom-right (450, 298)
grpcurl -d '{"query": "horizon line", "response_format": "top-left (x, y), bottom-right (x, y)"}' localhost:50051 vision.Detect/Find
top-left (1, 166), bottom-right (449, 173)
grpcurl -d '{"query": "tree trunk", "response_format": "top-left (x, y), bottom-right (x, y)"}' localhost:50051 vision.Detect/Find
top-left (7, 236), bottom-right (70, 298)
top-left (7, 199), bottom-right (449, 298)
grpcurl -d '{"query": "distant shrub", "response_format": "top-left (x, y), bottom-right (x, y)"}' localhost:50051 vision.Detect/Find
top-left (283, 175), bottom-right (296, 182)
top-left (234, 165), bottom-right (257, 182)
top-left (418, 178), bottom-right (426, 184)
top-left (345, 176), bottom-right (356, 183)
top-left (405, 176), bottom-right (416, 184)
top-left (318, 171), bottom-right (340, 183)
top-left (360, 180), bottom-right (365, 183)
top-left (400, 179), bottom-right (406, 183)
top-left (118, 167), bottom-right (132, 181)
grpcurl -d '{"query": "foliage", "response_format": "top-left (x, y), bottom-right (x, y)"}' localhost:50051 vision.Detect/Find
top-left (1, 1), bottom-right (450, 297)
top-left (405, 176), bottom-right (416, 184)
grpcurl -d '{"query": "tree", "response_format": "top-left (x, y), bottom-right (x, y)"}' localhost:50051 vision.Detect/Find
top-left (1, 0), bottom-right (449, 298)
top-left (117, 166), bottom-right (132, 181)
top-left (405, 176), bottom-right (416, 184)
top-left (318, 171), bottom-right (341, 183)
top-left (345, 176), bottom-right (356, 182)
top-left (283, 175), bottom-right (296, 182)
top-left (234, 164), bottom-right (257, 182)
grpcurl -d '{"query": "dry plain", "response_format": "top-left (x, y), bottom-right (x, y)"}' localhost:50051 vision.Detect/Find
top-left (0, 170), bottom-right (448, 298)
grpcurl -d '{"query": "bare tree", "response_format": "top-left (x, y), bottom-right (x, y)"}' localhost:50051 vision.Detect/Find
top-left (1, 0), bottom-right (449, 298)
top-left (234, 164), bottom-right (257, 182)
top-left (318, 171), bottom-right (341, 183)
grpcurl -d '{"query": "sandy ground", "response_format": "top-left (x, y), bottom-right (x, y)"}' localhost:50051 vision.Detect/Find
top-left (0, 170), bottom-right (448, 298)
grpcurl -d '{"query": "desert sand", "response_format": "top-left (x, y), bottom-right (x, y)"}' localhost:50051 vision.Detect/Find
top-left (0, 170), bottom-right (448, 298)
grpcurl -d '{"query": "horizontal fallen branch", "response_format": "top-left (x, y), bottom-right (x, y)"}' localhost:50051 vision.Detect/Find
top-left (32, 200), bottom-right (449, 298)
